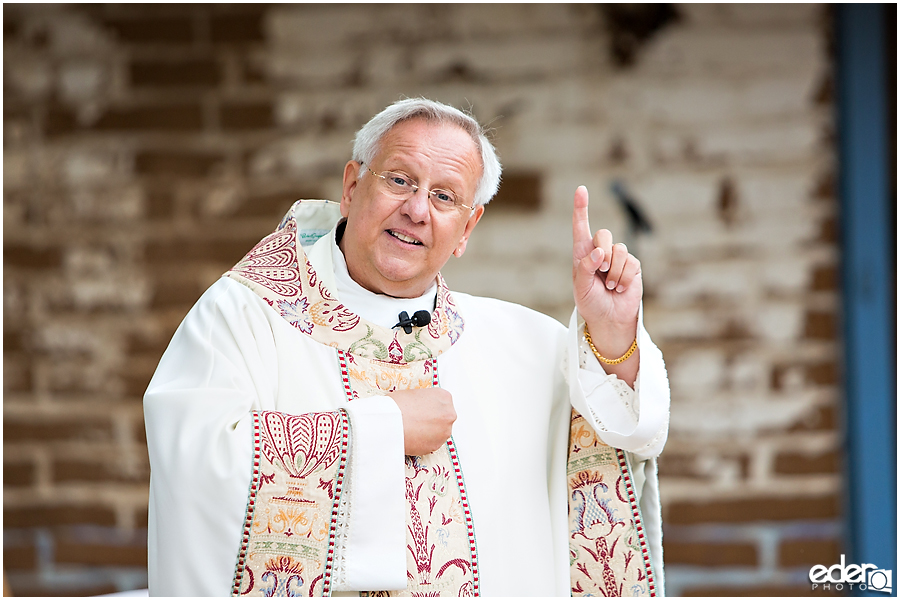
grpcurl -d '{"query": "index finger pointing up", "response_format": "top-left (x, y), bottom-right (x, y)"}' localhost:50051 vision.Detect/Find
top-left (573, 185), bottom-right (594, 258)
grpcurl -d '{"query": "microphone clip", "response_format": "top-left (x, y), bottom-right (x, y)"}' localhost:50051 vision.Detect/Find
top-left (394, 310), bottom-right (431, 334)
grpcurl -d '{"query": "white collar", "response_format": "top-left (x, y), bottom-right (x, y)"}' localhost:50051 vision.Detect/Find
top-left (329, 228), bottom-right (437, 330)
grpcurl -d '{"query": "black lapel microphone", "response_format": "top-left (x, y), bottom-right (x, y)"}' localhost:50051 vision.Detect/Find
top-left (394, 310), bottom-right (432, 334)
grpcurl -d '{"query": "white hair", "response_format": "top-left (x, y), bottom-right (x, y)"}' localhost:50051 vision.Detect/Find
top-left (352, 98), bottom-right (502, 207)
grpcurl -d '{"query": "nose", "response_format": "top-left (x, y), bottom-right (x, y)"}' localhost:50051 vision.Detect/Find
top-left (400, 185), bottom-right (431, 224)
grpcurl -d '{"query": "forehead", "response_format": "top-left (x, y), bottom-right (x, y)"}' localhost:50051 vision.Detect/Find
top-left (375, 118), bottom-right (482, 185)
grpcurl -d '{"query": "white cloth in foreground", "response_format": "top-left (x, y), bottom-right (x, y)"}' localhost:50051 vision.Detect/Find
top-left (144, 200), bottom-right (670, 597)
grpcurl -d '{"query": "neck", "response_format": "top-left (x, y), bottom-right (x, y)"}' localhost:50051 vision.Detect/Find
top-left (332, 231), bottom-right (437, 329)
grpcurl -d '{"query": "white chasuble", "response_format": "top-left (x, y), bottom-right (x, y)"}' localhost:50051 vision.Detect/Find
top-left (144, 200), bottom-right (669, 597)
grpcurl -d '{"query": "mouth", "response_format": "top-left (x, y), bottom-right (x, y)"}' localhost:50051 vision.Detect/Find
top-left (387, 230), bottom-right (423, 246)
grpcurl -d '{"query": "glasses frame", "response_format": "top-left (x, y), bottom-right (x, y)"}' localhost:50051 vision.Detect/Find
top-left (365, 166), bottom-right (475, 212)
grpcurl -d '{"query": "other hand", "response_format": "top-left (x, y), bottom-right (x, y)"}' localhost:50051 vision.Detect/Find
top-left (387, 387), bottom-right (456, 456)
top-left (572, 186), bottom-right (641, 379)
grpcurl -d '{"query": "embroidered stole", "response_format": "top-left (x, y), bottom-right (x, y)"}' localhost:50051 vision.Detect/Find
top-left (225, 200), bottom-right (655, 597)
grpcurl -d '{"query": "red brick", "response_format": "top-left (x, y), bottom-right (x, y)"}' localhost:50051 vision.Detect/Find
top-left (3, 543), bottom-right (37, 570)
top-left (145, 239), bottom-right (257, 265)
top-left (149, 278), bottom-right (204, 309)
top-left (663, 541), bottom-right (757, 566)
top-left (44, 105), bottom-right (78, 137)
top-left (811, 264), bottom-right (838, 291)
top-left (774, 450), bottom-right (840, 475)
top-left (666, 495), bottom-right (840, 525)
top-left (55, 542), bottom-right (147, 567)
top-left (804, 310), bottom-right (837, 340)
top-left (5, 331), bottom-right (24, 351)
top-left (211, 12), bottom-right (265, 44)
top-left (805, 361), bottom-right (839, 385)
top-left (53, 459), bottom-right (149, 484)
top-left (145, 187), bottom-right (175, 220)
top-left (94, 104), bottom-right (203, 132)
top-left (4, 461), bottom-right (34, 487)
top-left (490, 172), bottom-right (542, 211)
top-left (780, 538), bottom-right (842, 568)
top-left (4, 245), bottom-right (62, 269)
top-left (3, 355), bottom-right (33, 393)
top-left (220, 102), bottom-right (274, 130)
top-left (103, 16), bottom-right (193, 44)
top-left (131, 59), bottom-right (221, 88)
top-left (818, 215), bottom-right (838, 243)
top-left (789, 405), bottom-right (838, 431)
top-left (135, 150), bottom-right (224, 177)
top-left (232, 190), bottom-right (316, 218)
top-left (3, 419), bottom-right (114, 443)
top-left (135, 418), bottom-right (147, 445)
top-left (4, 506), bottom-right (117, 528)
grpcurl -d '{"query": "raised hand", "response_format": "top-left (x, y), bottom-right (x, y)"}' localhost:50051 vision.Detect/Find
top-left (572, 186), bottom-right (641, 383)
top-left (387, 387), bottom-right (457, 456)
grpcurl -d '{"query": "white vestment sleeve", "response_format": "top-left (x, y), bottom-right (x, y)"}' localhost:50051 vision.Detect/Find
top-left (566, 304), bottom-right (671, 459)
top-left (144, 278), bottom-right (407, 595)
top-left (336, 397), bottom-right (407, 592)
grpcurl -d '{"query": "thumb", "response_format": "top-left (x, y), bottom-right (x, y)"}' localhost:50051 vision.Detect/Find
top-left (574, 247), bottom-right (603, 299)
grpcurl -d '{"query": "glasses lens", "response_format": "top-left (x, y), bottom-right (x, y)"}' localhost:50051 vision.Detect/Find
top-left (383, 172), bottom-right (413, 196)
top-left (429, 189), bottom-right (460, 211)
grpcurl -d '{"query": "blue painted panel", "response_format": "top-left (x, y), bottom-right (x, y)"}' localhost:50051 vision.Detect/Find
top-left (835, 4), bottom-right (896, 596)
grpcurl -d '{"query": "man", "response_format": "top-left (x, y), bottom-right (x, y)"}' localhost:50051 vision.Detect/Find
top-left (144, 98), bottom-right (669, 597)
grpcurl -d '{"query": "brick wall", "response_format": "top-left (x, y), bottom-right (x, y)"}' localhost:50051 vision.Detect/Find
top-left (3, 4), bottom-right (841, 595)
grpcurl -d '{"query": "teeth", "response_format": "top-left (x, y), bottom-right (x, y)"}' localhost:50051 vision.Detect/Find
top-left (390, 231), bottom-right (421, 245)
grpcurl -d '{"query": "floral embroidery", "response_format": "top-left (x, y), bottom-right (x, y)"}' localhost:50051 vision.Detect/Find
top-left (568, 410), bottom-right (656, 597)
top-left (224, 200), bottom-right (464, 363)
top-left (232, 410), bottom-right (349, 597)
top-left (277, 298), bottom-right (314, 334)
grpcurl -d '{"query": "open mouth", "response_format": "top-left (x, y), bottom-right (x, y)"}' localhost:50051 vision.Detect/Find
top-left (387, 230), bottom-right (423, 246)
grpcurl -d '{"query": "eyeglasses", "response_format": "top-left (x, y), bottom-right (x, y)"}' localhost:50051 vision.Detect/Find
top-left (365, 167), bottom-right (474, 212)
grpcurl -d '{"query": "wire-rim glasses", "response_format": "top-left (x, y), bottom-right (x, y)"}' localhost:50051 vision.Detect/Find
top-left (365, 166), bottom-right (475, 212)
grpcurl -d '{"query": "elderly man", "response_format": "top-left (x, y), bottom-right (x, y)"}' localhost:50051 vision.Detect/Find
top-left (144, 98), bottom-right (669, 597)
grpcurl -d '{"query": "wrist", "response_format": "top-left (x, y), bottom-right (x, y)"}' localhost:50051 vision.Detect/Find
top-left (583, 320), bottom-right (637, 360)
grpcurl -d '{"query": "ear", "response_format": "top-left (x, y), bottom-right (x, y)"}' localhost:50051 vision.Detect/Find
top-left (453, 205), bottom-right (485, 258)
top-left (340, 161), bottom-right (362, 218)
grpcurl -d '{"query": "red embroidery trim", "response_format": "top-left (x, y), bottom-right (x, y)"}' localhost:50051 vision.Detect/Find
top-left (616, 448), bottom-right (656, 597)
top-left (338, 350), bottom-right (353, 402)
top-left (231, 412), bottom-right (262, 595)
top-left (322, 410), bottom-right (350, 596)
top-left (435, 359), bottom-right (480, 596)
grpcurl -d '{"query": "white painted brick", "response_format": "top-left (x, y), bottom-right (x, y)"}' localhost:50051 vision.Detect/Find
top-left (643, 306), bottom-right (722, 340)
top-left (669, 349), bottom-right (728, 391)
top-left (669, 392), bottom-right (817, 436)
top-left (70, 274), bottom-right (151, 311)
top-left (640, 29), bottom-right (825, 77)
top-left (738, 172), bottom-right (816, 212)
top-left (634, 74), bottom-right (819, 125)
top-left (265, 50), bottom-right (357, 88)
top-left (59, 60), bottom-right (108, 103)
top-left (265, 6), bottom-right (376, 47)
top-left (681, 3), bottom-right (823, 27)
top-left (750, 301), bottom-right (805, 342)
top-left (64, 152), bottom-right (117, 186)
top-left (416, 37), bottom-right (599, 82)
top-left (726, 353), bottom-right (769, 391)
top-left (695, 121), bottom-right (821, 164)
top-left (633, 173), bottom-right (719, 216)
top-left (449, 4), bottom-right (598, 38)
top-left (70, 185), bottom-right (144, 222)
top-left (4, 54), bottom-right (53, 99)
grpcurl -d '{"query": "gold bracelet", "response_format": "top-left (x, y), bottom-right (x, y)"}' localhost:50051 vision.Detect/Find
top-left (583, 327), bottom-right (637, 365)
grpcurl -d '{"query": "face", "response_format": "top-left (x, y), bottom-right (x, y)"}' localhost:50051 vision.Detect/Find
top-left (339, 118), bottom-right (485, 298)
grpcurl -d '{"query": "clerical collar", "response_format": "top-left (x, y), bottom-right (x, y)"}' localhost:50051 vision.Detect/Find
top-left (330, 228), bottom-right (437, 330)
